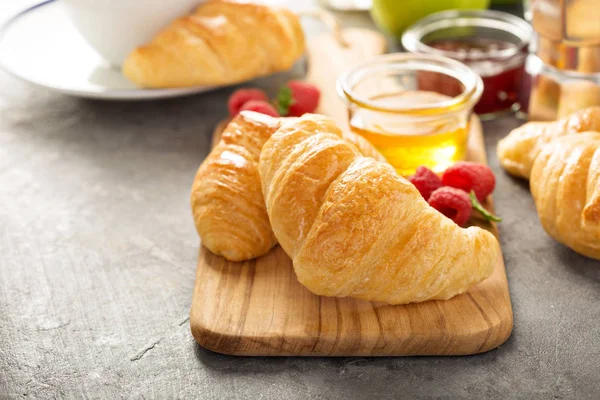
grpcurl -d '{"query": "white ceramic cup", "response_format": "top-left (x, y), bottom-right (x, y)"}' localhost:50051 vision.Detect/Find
top-left (61, 0), bottom-right (202, 66)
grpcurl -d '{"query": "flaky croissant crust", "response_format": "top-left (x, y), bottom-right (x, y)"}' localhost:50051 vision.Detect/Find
top-left (497, 107), bottom-right (600, 179)
top-left (190, 112), bottom-right (386, 262)
top-left (259, 114), bottom-right (499, 305)
top-left (530, 132), bottom-right (600, 260)
top-left (123, 0), bottom-right (305, 88)
top-left (191, 112), bottom-right (281, 261)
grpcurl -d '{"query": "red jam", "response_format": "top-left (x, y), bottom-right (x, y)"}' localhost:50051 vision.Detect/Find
top-left (426, 38), bottom-right (527, 115)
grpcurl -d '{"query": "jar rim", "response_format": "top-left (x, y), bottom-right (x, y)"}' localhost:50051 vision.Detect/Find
top-left (401, 9), bottom-right (533, 61)
top-left (336, 53), bottom-right (483, 115)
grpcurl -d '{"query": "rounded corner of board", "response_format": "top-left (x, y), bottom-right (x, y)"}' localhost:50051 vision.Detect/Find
top-left (470, 312), bottom-right (514, 356)
top-left (190, 320), bottom-right (242, 356)
top-left (492, 312), bottom-right (514, 349)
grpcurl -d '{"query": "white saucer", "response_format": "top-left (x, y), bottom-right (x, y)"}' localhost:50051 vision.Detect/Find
top-left (0, 0), bottom-right (216, 100)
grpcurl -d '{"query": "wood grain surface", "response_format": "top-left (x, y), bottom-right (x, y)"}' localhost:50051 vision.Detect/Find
top-left (189, 28), bottom-right (513, 356)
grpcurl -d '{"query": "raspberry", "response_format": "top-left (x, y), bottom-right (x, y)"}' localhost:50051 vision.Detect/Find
top-left (408, 166), bottom-right (442, 200)
top-left (287, 81), bottom-right (320, 116)
top-left (239, 100), bottom-right (279, 117)
top-left (442, 162), bottom-right (496, 202)
top-left (428, 187), bottom-right (472, 227)
top-left (227, 89), bottom-right (268, 116)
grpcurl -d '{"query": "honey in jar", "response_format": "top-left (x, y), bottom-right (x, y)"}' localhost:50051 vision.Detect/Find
top-left (349, 91), bottom-right (469, 175)
top-left (337, 54), bottom-right (483, 176)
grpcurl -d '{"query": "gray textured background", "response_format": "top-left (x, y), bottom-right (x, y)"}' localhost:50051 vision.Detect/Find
top-left (1, 1), bottom-right (599, 399)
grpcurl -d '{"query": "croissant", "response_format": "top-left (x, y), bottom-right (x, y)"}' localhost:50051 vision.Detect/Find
top-left (259, 114), bottom-right (500, 305)
top-left (191, 111), bottom-right (386, 261)
top-left (497, 106), bottom-right (600, 179)
top-left (530, 132), bottom-right (600, 260)
top-left (123, 0), bottom-right (305, 88)
top-left (190, 112), bottom-right (281, 261)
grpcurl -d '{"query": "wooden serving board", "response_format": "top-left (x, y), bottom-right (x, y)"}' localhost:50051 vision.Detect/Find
top-left (190, 28), bottom-right (513, 356)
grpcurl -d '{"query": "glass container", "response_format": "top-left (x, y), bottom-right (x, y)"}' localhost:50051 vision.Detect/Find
top-left (526, 54), bottom-right (600, 121)
top-left (526, 0), bottom-right (600, 120)
top-left (337, 53), bottom-right (483, 176)
top-left (402, 10), bottom-right (532, 119)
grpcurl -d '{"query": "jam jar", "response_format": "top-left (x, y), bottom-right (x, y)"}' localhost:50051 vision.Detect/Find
top-left (402, 10), bottom-right (532, 119)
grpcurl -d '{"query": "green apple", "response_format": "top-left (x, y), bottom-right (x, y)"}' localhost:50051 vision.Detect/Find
top-left (371, 0), bottom-right (491, 39)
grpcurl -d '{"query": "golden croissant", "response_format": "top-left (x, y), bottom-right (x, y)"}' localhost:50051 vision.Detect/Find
top-left (191, 112), bottom-right (281, 261)
top-left (530, 132), bottom-right (600, 260)
top-left (259, 114), bottom-right (500, 305)
top-left (497, 106), bottom-right (600, 179)
top-left (123, 0), bottom-right (305, 88)
top-left (191, 112), bottom-right (386, 261)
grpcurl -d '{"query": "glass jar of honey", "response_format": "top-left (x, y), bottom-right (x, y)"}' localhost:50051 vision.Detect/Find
top-left (337, 53), bottom-right (483, 176)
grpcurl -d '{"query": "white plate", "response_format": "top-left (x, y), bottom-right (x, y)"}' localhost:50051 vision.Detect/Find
top-left (0, 0), bottom-right (216, 100)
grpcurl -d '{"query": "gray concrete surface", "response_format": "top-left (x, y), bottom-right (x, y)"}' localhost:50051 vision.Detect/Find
top-left (1, 1), bottom-right (600, 399)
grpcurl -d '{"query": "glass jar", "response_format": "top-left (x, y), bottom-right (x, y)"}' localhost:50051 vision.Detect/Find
top-left (337, 53), bottom-right (483, 176)
top-left (527, 54), bottom-right (600, 121)
top-left (525, 0), bottom-right (600, 120)
top-left (402, 10), bottom-right (532, 119)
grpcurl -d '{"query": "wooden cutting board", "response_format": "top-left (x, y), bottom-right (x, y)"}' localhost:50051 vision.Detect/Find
top-left (190, 28), bottom-right (513, 356)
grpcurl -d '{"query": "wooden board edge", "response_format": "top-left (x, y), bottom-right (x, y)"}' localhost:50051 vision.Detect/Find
top-left (190, 251), bottom-right (514, 357)
top-left (190, 323), bottom-right (514, 357)
top-left (190, 298), bottom-right (514, 357)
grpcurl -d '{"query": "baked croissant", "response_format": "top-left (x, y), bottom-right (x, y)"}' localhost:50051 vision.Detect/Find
top-left (259, 114), bottom-right (500, 305)
top-left (191, 112), bottom-right (281, 261)
top-left (530, 132), bottom-right (600, 260)
top-left (191, 111), bottom-right (385, 261)
top-left (497, 106), bottom-right (600, 179)
top-left (123, 0), bottom-right (305, 88)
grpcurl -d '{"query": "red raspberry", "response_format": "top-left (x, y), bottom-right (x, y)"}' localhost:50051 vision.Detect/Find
top-left (239, 100), bottom-right (279, 117)
top-left (227, 89), bottom-right (268, 116)
top-left (287, 81), bottom-right (320, 116)
top-left (428, 187), bottom-right (472, 227)
top-left (408, 166), bottom-right (442, 200)
top-left (442, 162), bottom-right (496, 202)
